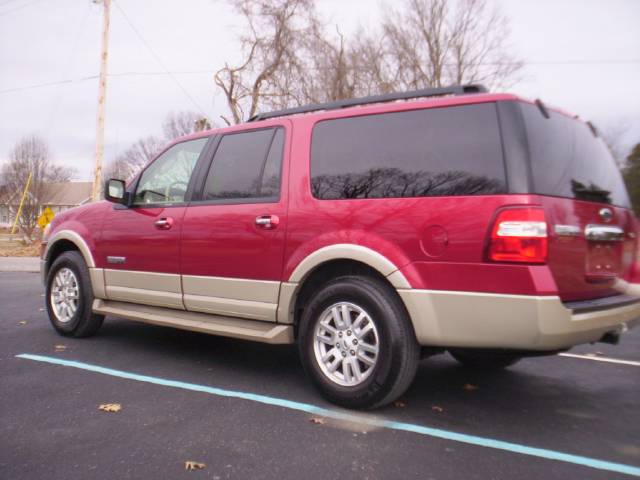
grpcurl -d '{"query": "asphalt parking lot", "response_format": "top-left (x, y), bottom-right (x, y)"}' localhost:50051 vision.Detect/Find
top-left (1, 272), bottom-right (639, 479)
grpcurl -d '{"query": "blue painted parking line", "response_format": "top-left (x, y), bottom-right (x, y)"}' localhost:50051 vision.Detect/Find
top-left (16, 353), bottom-right (640, 478)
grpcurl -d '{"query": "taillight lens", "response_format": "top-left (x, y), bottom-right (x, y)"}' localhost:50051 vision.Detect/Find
top-left (488, 207), bottom-right (548, 263)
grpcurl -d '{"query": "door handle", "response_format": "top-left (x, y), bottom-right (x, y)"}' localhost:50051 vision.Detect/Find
top-left (154, 217), bottom-right (174, 230)
top-left (584, 224), bottom-right (624, 242)
top-left (255, 214), bottom-right (279, 229)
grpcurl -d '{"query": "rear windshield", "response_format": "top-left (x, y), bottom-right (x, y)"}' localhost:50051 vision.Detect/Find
top-left (521, 103), bottom-right (630, 207)
top-left (310, 103), bottom-right (507, 200)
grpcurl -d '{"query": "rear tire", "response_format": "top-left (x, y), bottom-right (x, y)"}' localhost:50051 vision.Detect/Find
top-left (449, 349), bottom-right (521, 370)
top-left (298, 276), bottom-right (419, 409)
top-left (45, 251), bottom-right (104, 338)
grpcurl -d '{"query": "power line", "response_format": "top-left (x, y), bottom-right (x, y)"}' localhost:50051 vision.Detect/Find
top-left (111, 0), bottom-right (208, 116)
top-left (0, 0), bottom-right (45, 17)
top-left (2, 58), bottom-right (639, 96)
top-left (44, 2), bottom-right (93, 134)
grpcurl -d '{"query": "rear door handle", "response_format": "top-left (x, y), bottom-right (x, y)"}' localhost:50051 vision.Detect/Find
top-left (255, 215), bottom-right (279, 229)
top-left (154, 217), bottom-right (174, 230)
top-left (584, 224), bottom-right (624, 242)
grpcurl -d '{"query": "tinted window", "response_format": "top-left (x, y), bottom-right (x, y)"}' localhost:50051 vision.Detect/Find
top-left (134, 137), bottom-right (207, 205)
top-left (203, 128), bottom-right (283, 201)
top-left (522, 104), bottom-right (630, 207)
top-left (310, 103), bottom-right (506, 200)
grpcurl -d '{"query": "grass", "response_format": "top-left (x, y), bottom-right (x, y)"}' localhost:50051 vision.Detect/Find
top-left (0, 241), bottom-right (39, 257)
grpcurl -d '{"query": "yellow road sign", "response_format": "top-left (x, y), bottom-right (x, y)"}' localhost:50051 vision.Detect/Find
top-left (37, 207), bottom-right (55, 230)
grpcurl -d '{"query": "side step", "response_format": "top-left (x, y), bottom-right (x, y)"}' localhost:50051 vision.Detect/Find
top-left (92, 299), bottom-right (294, 345)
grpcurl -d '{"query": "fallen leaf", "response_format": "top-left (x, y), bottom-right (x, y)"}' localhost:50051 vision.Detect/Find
top-left (18, 321), bottom-right (27, 325)
top-left (463, 383), bottom-right (478, 391)
top-left (98, 403), bottom-right (122, 413)
top-left (393, 400), bottom-right (406, 408)
top-left (431, 406), bottom-right (444, 413)
top-left (54, 345), bottom-right (67, 352)
top-left (309, 417), bottom-right (326, 425)
top-left (185, 461), bottom-right (206, 471)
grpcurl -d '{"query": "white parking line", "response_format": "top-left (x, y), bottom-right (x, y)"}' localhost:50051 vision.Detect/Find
top-left (15, 353), bottom-right (640, 478)
top-left (558, 353), bottom-right (640, 367)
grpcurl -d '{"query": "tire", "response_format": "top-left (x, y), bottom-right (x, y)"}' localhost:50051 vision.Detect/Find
top-left (45, 251), bottom-right (104, 338)
top-left (449, 349), bottom-right (522, 370)
top-left (298, 275), bottom-right (420, 409)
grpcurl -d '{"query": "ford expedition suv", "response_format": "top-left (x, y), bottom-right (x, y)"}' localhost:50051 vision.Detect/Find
top-left (41, 84), bottom-right (640, 409)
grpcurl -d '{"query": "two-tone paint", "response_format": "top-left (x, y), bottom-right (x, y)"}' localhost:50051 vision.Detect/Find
top-left (41, 92), bottom-right (640, 350)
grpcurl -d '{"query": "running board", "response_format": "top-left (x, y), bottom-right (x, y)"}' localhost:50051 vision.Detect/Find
top-left (92, 299), bottom-right (294, 344)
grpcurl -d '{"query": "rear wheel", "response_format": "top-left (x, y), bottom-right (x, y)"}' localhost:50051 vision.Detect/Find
top-left (45, 251), bottom-right (104, 338)
top-left (449, 349), bottom-right (521, 370)
top-left (298, 276), bottom-right (419, 409)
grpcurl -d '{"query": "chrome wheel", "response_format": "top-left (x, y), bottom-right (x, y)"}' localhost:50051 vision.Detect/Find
top-left (313, 302), bottom-right (380, 387)
top-left (50, 268), bottom-right (79, 323)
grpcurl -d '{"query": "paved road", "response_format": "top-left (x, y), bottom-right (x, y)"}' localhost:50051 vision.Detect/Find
top-left (0, 256), bottom-right (39, 272)
top-left (1, 272), bottom-right (639, 479)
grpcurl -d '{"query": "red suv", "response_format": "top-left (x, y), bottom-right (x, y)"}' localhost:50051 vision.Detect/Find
top-left (41, 85), bottom-right (640, 409)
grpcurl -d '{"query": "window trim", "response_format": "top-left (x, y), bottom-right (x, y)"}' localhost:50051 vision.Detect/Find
top-left (125, 136), bottom-right (214, 210)
top-left (308, 102), bottom-right (508, 201)
top-left (190, 125), bottom-right (286, 206)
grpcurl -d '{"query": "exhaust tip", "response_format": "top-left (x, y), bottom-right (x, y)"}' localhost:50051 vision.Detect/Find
top-left (599, 331), bottom-right (621, 345)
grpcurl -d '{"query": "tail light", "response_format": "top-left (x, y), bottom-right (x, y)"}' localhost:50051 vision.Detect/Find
top-left (488, 207), bottom-right (548, 264)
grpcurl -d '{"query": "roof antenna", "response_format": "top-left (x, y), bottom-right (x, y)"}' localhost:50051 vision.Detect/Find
top-left (534, 99), bottom-right (550, 119)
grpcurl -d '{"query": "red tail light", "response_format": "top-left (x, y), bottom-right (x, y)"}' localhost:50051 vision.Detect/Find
top-left (488, 207), bottom-right (548, 264)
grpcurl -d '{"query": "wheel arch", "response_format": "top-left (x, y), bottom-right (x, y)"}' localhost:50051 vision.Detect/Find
top-left (278, 245), bottom-right (412, 332)
top-left (44, 230), bottom-right (96, 279)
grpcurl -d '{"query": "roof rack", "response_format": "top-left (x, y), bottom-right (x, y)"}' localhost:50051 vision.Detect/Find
top-left (248, 84), bottom-right (488, 122)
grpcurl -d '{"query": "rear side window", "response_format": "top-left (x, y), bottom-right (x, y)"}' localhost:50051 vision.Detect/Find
top-left (522, 104), bottom-right (630, 207)
top-left (310, 103), bottom-right (507, 200)
top-left (203, 128), bottom-right (284, 201)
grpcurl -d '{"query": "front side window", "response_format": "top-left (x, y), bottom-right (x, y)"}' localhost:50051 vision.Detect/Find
top-left (134, 137), bottom-right (208, 205)
top-left (310, 103), bottom-right (507, 199)
top-left (202, 128), bottom-right (284, 201)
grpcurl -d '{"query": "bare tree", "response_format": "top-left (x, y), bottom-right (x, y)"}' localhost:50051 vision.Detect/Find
top-left (215, 0), bottom-right (522, 121)
top-left (163, 111), bottom-right (212, 140)
top-left (1, 135), bottom-right (74, 239)
top-left (214, 0), bottom-right (317, 124)
top-left (104, 136), bottom-right (163, 182)
top-left (374, 0), bottom-right (522, 91)
top-left (599, 120), bottom-right (631, 169)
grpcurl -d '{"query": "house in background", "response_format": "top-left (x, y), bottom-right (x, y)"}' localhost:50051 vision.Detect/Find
top-left (0, 181), bottom-right (92, 227)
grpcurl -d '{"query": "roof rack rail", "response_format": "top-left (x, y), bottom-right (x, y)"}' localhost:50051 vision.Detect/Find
top-left (248, 84), bottom-right (487, 122)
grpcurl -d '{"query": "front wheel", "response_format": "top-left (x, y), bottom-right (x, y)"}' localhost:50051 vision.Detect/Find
top-left (45, 251), bottom-right (104, 338)
top-left (298, 276), bottom-right (419, 409)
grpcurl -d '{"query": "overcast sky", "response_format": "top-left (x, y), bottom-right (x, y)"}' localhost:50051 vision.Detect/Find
top-left (1, 0), bottom-right (639, 180)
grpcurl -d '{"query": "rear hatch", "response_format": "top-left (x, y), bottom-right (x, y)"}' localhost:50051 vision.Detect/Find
top-left (520, 102), bottom-right (637, 301)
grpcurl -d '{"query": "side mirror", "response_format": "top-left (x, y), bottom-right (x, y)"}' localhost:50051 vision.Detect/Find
top-left (105, 178), bottom-right (128, 204)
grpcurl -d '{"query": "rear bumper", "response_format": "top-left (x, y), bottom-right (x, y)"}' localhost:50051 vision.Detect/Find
top-left (398, 289), bottom-right (640, 351)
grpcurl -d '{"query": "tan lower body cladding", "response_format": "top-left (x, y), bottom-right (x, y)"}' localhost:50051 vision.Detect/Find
top-left (399, 289), bottom-right (640, 350)
top-left (91, 268), bottom-right (640, 349)
top-left (96, 269), bottom-right (280, 320)
top-left (93, 299), bottom-right (293, 344)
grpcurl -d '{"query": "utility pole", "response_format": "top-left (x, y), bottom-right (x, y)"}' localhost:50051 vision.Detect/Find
top-left (91, 0), bottom-right (111, 201)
